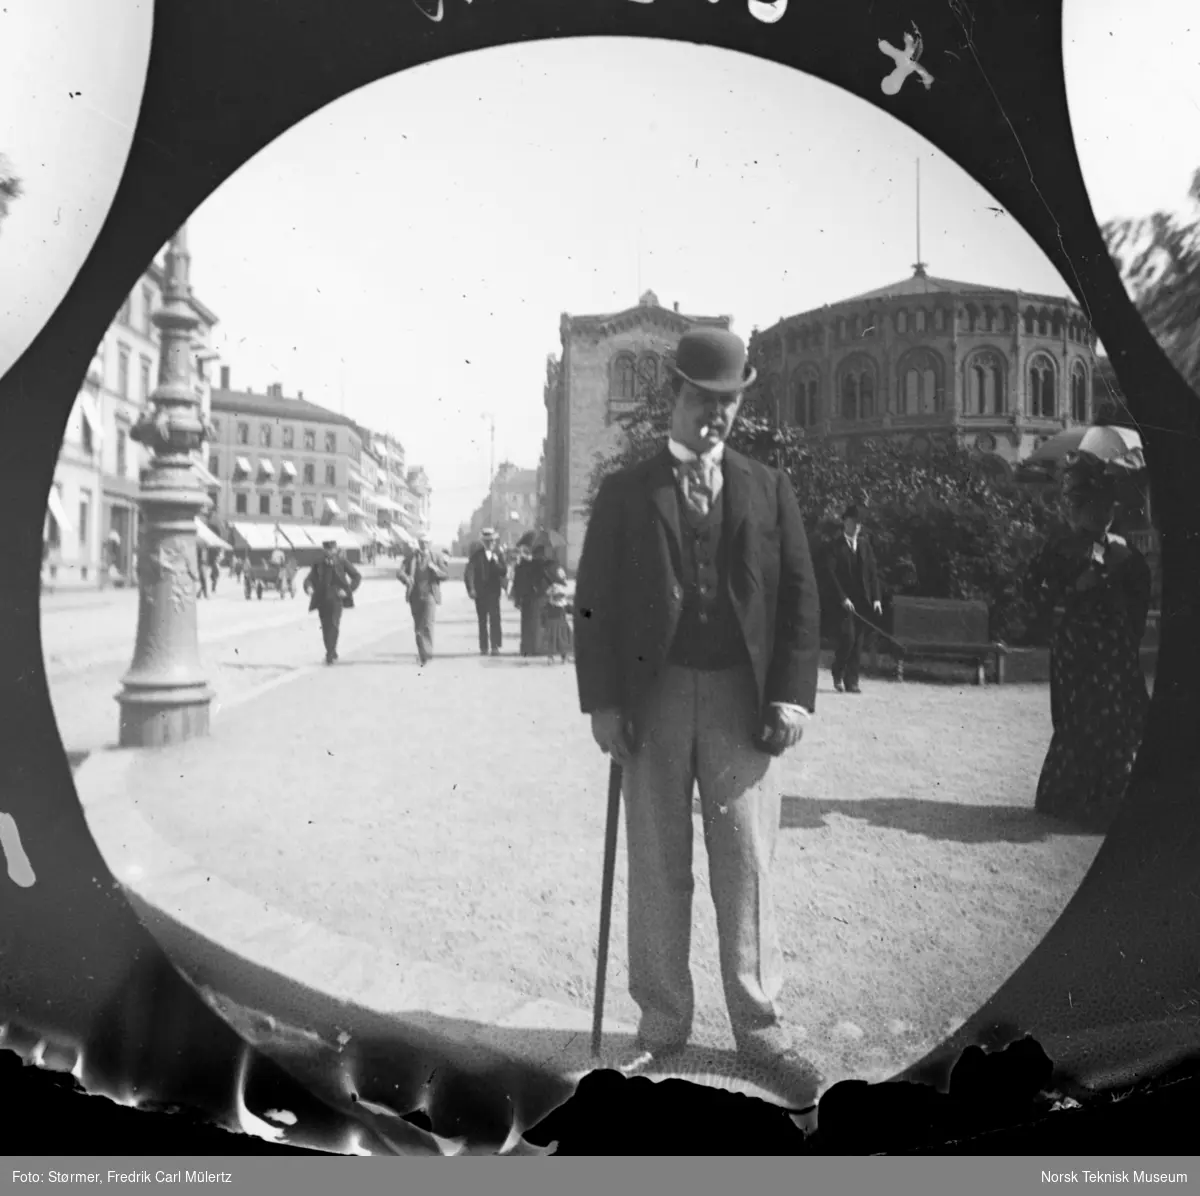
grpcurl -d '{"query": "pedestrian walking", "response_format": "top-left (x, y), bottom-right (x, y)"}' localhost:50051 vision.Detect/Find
top-left (574, 326), bottom-right (824, 1106)
top-left (825, 503), bottom-right (882, 694)
top-left (196, 543), bottom-right (209, 599)
top-left (542, 565), bottom-right (573, 664)
top-left (303, 539), bottom-right (362, 664)
top-left (397, 534), bottom-right (448, 664)
top-left (510, 535), bottom-right (540, 657)
top-left (209, 551), bottom-right (220, 594)
top-left (465, 528), bottom-right (508, 656)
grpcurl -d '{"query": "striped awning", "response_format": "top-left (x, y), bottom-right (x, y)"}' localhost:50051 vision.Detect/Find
top-left (234, 456), bottom-right (252, 475)
top-left (230, 521), bottom-right (289, 552)
top-left (258, 458), bottom-right (275, 477)
top-left (323, 498), bottom-right (342, 518)
top-left (280, 460), bottom-right (297, 480)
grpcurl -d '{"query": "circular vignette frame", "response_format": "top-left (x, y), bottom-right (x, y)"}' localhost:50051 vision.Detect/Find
top-left (2, 0), bottom-right (1198, 1156)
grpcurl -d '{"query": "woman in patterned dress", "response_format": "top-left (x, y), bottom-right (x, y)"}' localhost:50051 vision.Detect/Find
top-left (1024, 453), bottom-right (1151, 830)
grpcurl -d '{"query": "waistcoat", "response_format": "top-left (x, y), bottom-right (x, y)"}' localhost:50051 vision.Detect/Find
top-left (667, 481), bottom-right (747, 671)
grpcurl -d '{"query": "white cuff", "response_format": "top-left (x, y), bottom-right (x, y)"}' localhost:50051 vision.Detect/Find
top-left (770, 702), bottom-right (811, 719)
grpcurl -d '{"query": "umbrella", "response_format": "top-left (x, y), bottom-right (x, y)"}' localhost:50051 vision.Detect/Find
top-left (1025, 425), bottom-right (1144, 471)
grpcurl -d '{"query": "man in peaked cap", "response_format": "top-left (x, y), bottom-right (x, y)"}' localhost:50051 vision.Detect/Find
top-left (304, 537), bottom-right (361, 664)
top-left (465, 527), bottom-right (508, 656)
top-left (574, 326), bottom-right (824, 1105)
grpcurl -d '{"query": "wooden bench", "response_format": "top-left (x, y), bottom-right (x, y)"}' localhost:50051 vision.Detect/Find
top-left (883, 595), bottom-right (1010, 686)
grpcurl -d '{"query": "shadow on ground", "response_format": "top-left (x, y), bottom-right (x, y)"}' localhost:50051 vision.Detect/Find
top-left (777, 795), bottom-right (1100, 844)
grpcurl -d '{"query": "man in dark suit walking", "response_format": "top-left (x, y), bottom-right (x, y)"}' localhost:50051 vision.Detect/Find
top-left (574, 327), bottom-right (824, 1105)
top-left (825, 503), bottom-right (883, 694)
top-left (303, 538), bottom-right (362, 664)
top-left (397, 534), bottom-right (448, 665)
top-left (465, 528), bottom-right (508, 656)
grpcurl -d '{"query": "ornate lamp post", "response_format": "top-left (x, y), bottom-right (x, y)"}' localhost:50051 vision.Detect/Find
top-left (115, 226), bottom-right (215, 746)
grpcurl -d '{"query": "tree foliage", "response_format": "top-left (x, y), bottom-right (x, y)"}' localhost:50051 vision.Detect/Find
top-left (1103, 167), bottom-right (1200, 395)
top-left (586, 377), bottom-right (1069, 644)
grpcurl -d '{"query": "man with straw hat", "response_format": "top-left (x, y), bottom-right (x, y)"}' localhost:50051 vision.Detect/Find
top-left (574, 326), bottom-right (824, 1105)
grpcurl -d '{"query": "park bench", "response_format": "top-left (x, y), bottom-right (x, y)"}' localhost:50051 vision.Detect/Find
top-left (881, 595), bottom-right (1010, 686)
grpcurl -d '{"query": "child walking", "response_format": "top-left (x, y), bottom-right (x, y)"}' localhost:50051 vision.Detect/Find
top-left (542, 566), bottom-right (574, 664)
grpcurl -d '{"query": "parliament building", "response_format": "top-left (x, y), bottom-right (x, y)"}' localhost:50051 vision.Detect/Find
top-left (747, 264), bottom-right (1097, 475)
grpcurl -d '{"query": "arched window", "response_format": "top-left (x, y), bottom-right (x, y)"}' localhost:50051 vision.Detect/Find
top-left (915, 309), bottom-right (927, 333)
top-left (965, 349), bottom-right (1007, 415)
top-left (838, 317), bottom-right (848, 341)
top-left (895, 348), bottom-right (945, 415)
top-left (933, 308), bottom-right (945, 333)
top-left (635, 352), bottom-right (660, 398)
top-left (896, 310), bottom-right (908, 334)
top-left (610, 353), bottom-right (636, 400)
top-left (1036, 310), bottom-right (1049, 336)
top-left (1070, 361), bottom-right (1089, 422)
top-left (792, 368), bottom-right (820, 427)
top-left (1052, 311), bottom-right (1066, 337)
top-left (836, 354), bottom-right (877, 422)
top-left (1028, 353), bottom-right (1057, 418)
top-left (1023, 308), bottom-right (1036, 335)
top-left (983, 306), bottom-right (995, 332)
top-left (1001, 307), bottom-right (1013, 332)
top-left (966, 304), bottom-right (979, 332)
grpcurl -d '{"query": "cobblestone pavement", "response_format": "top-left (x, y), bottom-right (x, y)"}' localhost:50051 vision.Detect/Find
top-left (71, 585), bottom-right (1104, 1089)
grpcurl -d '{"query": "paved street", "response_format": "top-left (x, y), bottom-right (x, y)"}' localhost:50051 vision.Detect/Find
top-left (64, 582), bottom-right (1104, 1093)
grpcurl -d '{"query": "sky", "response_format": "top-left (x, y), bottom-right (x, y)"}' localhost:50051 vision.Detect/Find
top-left (2, 2), bottom-right (1195, 543)
top-left (0, 0), bottom-right (151, 377)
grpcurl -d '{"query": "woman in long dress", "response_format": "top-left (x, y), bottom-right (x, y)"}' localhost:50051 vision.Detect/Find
top-left (1024, 453), bottom-right (1151, 830)
top-left (510, 540), bottom-right (539, 656)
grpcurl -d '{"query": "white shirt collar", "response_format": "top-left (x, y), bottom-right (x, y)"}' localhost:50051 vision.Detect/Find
top-left (668, 438), bottom-right (724, 467)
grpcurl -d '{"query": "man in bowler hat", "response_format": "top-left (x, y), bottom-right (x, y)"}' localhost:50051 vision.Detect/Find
top-left (574, 326), bottom-right (824, 1104)
top-left (826, 503), bottom-right (883, 693)
top-left (465, 528), bottom-right (508, 655)
top-left (304, 538), bottom-right (361, 664)
top-left (397, 533), bottom-right (448, 665)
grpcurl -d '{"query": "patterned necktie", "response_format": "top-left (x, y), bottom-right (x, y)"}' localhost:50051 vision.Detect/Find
top-left (679, 457), bottom-right (717, 517)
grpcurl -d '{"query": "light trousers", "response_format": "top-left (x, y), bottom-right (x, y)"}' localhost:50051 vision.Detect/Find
top-left (622, 663), bottom-right (790, 1057)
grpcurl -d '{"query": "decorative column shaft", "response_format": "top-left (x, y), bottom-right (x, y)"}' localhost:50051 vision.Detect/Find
top-left (115, 225), bottom-right (214, 746)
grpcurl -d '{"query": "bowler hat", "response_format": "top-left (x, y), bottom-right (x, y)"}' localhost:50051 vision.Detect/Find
top-left (842, 503), bottom-right (861, 521)
top-left (667, 328), bottom-right (756, 394)
top-left (322, 538), bottom-right (337, 548)
top-left (481, 527), bottom-right (497, 538)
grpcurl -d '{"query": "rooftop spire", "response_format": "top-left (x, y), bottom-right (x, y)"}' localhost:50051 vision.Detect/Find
top-left (912, 157), bottom-right (928, 278)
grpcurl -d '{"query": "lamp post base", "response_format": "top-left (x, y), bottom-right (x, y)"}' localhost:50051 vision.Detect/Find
top-left (116, 686), bottom-right (214, 748)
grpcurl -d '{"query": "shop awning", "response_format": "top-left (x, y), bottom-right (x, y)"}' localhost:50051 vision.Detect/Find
top-left (192, 461), bottom-right (220, 489)
top-left (391, 525), bottom-right (417, 549)
top-left (257, 459), bottom-right (275, 478)
top-left (76, 390), bottom-right (101, 444)
top-left (372, 527), bottom-right (391, 546)
top-left (280, 461), bottom-right (297, 481)
top-left (230, 521), bottom-right (290, 552)
top-left (46, 487), bottom-right (71, 535)
top-left (234, 456), bottom-right (252, 475)
top-left (195, 520), bottom-right (232, 551)
top-left (315, 526), bottom-right (359, 551)
top-left (273, 523), bottom-right (319, 549)
top-left (323, 498), bottom-right (342, 518)
top-left (373, 495), bottom-right (403, 512)
top-left (347, 502), bottom-right (366, 517)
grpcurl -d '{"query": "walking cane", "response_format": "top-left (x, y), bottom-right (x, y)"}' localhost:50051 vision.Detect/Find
top-left (591, 758), bottom-right (624, 1058)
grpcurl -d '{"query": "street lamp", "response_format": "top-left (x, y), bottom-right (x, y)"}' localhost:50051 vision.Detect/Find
top-left (115, 226), bottom-right (214, 747)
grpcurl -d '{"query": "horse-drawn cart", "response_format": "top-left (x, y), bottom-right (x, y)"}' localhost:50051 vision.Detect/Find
top-left (243, 552), bottom-right (298, 600)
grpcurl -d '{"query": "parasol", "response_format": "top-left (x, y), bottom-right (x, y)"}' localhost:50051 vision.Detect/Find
top-left (1025, 425), bottom-right (1144, 472)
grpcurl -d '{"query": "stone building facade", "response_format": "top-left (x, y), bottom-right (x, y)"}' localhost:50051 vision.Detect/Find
top-left (543, 290), bottom-right (730, 570)
top-left (748, 267), bottom-right (1098, 476)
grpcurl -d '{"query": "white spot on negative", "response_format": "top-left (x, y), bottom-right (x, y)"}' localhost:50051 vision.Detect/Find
top-left (879, 25), bottom-right (935, 96)
top-left (748, 0), bottom-right (788, 24)
top-left (0, 813), bottom-right (36, 887)
top-left (834, 1021), bottom-right (865, 1040)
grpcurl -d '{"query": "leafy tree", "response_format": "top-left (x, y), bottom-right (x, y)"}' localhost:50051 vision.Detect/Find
top-left (0, 154), bottom-right (22, 232)
top-left (1103, 167), bottom-right (1200, 395)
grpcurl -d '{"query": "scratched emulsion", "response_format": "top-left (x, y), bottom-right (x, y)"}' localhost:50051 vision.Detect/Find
top-left (0, 812), bottom-right (36, 887)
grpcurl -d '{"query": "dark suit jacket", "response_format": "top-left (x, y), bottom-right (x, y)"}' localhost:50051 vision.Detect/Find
top-left (304, 556), bottom-right (361, 612)
top-left (465, 548), bottom-right (508, 602)
top-left (574, 446), bottom-right (821, 725)
top-left (826, 534), bottom-right (882, 609)
top-left (399, 550), bottom-right (448, 605)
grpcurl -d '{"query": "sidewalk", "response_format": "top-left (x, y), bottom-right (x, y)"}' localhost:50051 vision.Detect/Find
top-left (72, 589), bottom-right (1100, 1106)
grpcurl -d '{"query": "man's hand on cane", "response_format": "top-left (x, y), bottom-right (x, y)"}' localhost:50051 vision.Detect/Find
top-left (591, 709), bottom-right (635, 765)
top-left (842, 597), bottom-right (855, 613)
